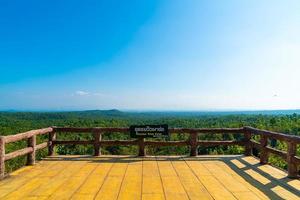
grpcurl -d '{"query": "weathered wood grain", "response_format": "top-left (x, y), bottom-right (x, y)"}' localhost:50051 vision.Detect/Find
top-left (189, 132), bottom-right (198, 156)
top-left (265, 146), bottom-right (287, 159)
top-left (53, 140), bottom-right (93, 145)
top-left (259, 135), bottom-right (268, 164)
top-left (4, 147), bottom-right (33, 161)
top-left (144, 141), bottom-right (188, 146)
top-left (27, 135), bottom-right (36, 165)
top-left (36, 142), bottom-right (48, 151)
top-left (287, 141), bottom-right (298, 178)
top-left (244, 126), bottom-right (300, 143)
top-left (244, 131), bottom-right (252, 156)
top-left (138, 137), bottom-right (145, 156)
top-left (93, 131), bottom-right (102, 156)
top-left (0, 137), bottom-right (5, 180)
top-left (197, 140), bottom-right (245, 146)
top-left (48, 130), bottom-right (56, 156)
top-left (4, 127), bottom-right (53, 143)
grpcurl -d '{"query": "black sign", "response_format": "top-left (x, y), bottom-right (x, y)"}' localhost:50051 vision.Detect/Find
top-left (130, 125), bottom-right (169, 138)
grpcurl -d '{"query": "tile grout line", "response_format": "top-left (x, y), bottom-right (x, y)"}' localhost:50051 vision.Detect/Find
top-left (236, 157), bottom-right (300, 196)
top-left (93, 158), bottom-right (117, 200)
top-left (179, 156), bottom-right (218, 200)
top-left (156, 156), bottom-right (167, 200)
top-left (115, 159), bottom-right (129, 200)
top-left (0, 160), bottom-right (59, 187)
top-left (169, 157), bottom-right (191, 200)
top-left (215, 161), bottom-right (263, 200)
top-left (69, 162), bottom-right (101, 199)
top-left (46, 161), bottom-right (89, 199)
top-left (182, 157), bottom-right (215, 200)
top-left (200, 158), bottom-right (239, 200)
top-left (1, 160), bottom-right (62, 198)
top-left (28, 160), bottom-right (77, 198)
top-left (140, 157), bottom-right (143, 200)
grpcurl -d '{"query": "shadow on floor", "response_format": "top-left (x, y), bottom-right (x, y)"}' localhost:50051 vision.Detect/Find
top-left (209, 155), bottom-right (299, 200)
top-left (43, 155), bottom-right (299, 199)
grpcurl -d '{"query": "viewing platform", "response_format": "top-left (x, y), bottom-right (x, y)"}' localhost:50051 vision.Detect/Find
top-left (0, 126), bottom-right (300, 199)
top-left (0, 155), bottom-right (300, 199)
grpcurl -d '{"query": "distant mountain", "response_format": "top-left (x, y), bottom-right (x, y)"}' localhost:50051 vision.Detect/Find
top-left (1, 109), bottom-right (300, 117)
top-left (69, 109), bottom-right (300, 119)
top-left (73, 109), bottom-right (125, 117)
top-left (0, 109), bottom-right (19, 112)
top-left (153, 110), bottom-right (300, 116)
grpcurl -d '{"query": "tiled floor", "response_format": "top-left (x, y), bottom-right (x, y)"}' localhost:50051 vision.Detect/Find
top-left (0, 155), bottom-right (299, 200)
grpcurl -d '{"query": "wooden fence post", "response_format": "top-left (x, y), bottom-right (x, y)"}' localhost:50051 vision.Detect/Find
top-left (0, 136), bottom-right (5, 180)
top-left (287, 141), bottom-right (298, 178)
top-left (244, 131), bottom-right (252, 156)
top-left (260, 135), bottom-right (268, 164)
top-left (93, 131), bottom-right (102, 156)
top-left (48, 130), bottom-right (56, 156)
top-left (138, 137), bottom-right (145, 156)
top-left (190, 132), bottom-right (198, 156)
top-left (27, 135), bottom-right (36, 165)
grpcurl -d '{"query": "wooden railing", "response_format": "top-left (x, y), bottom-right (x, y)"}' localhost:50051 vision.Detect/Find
top-left (244, 126), bottom-right (300, 178)
top-left (0, 127), bottom-right (53, 180)
top-left (0, 126), bottom-right (299, 179)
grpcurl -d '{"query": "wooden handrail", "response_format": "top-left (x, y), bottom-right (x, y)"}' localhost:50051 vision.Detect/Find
top-left (244, 126), bottom-right (300, 143)
top-left (245, 127), bottom-right (300, 178)
top-left (0, 127), bottom-right (53, 180)
top-left (4, 127), bottom-right (53, 143)
top-left (53, 127), bottom-right (244, 133)
top-left (0, 126), bottom-right (299, 180)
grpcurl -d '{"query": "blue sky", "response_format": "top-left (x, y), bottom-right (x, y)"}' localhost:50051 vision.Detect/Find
top-left (1, 0), bottom-right (300, 111)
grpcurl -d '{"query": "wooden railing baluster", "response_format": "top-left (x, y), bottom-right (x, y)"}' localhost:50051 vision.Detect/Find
top-left (287, 141), bottom-right (298, 178)
top-left (244, 130), bottom-right (252, 156)
top-left (48, 130), bottom-right (56, 156)
top-left (93, 130), bottom-right (102, 156)
top-left (190, 132), bottom-right (198, 156)
top-left (138, 137), bottom-right (145, 156)
top-left (0, 136), bottom-right (5, 180)
top-left (260, 135), bottom-right (268, 164)
top-left (27, 135), bottom-right (36, 165)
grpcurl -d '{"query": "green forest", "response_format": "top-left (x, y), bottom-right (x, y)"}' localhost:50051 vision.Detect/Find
top-left (1, 110), bottom-right (300, 173)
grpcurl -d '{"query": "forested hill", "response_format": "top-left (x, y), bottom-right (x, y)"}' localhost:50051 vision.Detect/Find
top-left (1, 109), bottom-right (300, 135)
top-left (1, 110), bottom-right (300, 172)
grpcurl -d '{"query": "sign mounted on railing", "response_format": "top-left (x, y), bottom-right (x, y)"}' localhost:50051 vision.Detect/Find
top-left (130, 125), bottom-right (169, 138)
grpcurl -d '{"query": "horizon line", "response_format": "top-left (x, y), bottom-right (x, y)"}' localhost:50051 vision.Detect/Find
top-left (1, 108), bottom-right (300, 113)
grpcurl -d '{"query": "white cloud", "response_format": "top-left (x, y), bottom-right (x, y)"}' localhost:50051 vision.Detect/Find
top-left (73, 91), bottom-right (109, 98)
top-left (75, 90), bottom-right (89, 96)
